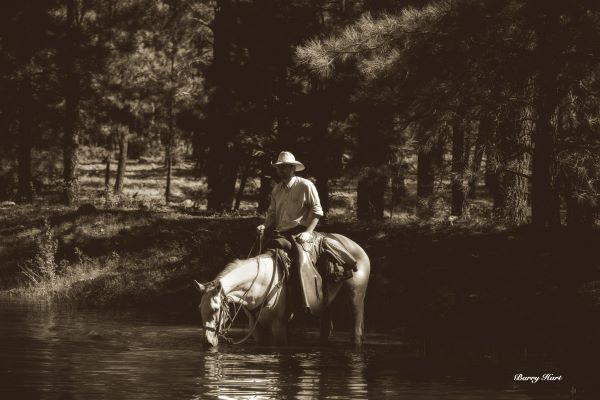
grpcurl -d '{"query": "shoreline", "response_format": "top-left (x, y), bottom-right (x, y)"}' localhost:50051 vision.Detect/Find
top-left (2, 206), bottom-right (599, 336)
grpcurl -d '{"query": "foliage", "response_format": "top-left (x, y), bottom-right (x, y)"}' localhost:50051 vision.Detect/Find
top-left (297, 0), bottom-right (600, 225)
top-left (0, 0), bottom-right (597, 226)
top-left (20, 219), bottom-right (59, 285)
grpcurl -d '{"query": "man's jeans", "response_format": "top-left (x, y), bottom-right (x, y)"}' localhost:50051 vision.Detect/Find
top-left (265, 225), bottom-right (306, 252)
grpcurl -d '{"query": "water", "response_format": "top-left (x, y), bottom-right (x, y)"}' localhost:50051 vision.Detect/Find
top-left (0, 300), bottom-right (570, 399)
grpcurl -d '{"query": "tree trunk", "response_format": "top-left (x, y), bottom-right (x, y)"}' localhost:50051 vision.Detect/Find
top-left (61, 0), bottom-right (80, 206)
top-left (234, 155), bottom-right (251, 211)
top-left (390, 161), bottom-right (408, 218)
top-left (311, 84), bottom-right (332, 215)
top-left (207, 140), bottom-right (239, 212)
top-left (104, 156), bottom-right (111, 187)
top-left (416, 128), bottom-right (443, 218)
top-left (104, 130), bottom-right (113, 188)
top-left (16, 65), bottom-right (34, 203)
top-left (531, 89), bottom-right (560, 227)
top-left (501, 157), bottom-right (530, 225)
top-left (357, 168), bottom-right (386, 220)
top-left (561, 103), bottom-right (596, 228)
top-left (206, 0), bottom-right (237, 212)
top-left (222, 156), bottom-right (239, 212)
top-left (165, 37), bottom-right (178, 205)
top-left (469, 144), bottom-right (484, 199)
top-left (258, 174), bottom-right (273, 214)
top-left (484, 128), bottom-right (504, 210)
top-left (165, 145), bottom-right (172, 204)
top-left (531, 13), bottom-right (561, 228)
top-left (451, 116), bottom-right (466, 217)
top-left (356, 103), bottom-right (388, 220)
top-left (62, 97), bottom-right (79, 205)
top-left (417, 148), bottom-right (435, 217)
top-left (501, 168), bottom-right (529, 225)
top-left (206, 144), bottom-right (222, 211)
top-left (17, 132), bottom-right (33, 203)
top-left (165, 94), bottom-right (174, 204)
top-left (356, 169), bottom-right (385, 221)
top-left (503, 106), bottom-right (532, 225)
top-left (315, 176), bottom-right (330, 215)
top-left (469, 113), bottom-right (494, 199)
top-left (114, 127), bottom-right (128, 194)
top-left (492, 105), bottom-right (531, 225)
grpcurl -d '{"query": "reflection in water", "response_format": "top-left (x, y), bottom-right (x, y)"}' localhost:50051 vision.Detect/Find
top-left (200, 351), bottom-right (289, 399)
top-left (197, 348), bottom-right (369, 399)
top-left (0, 300), bottom-right (571, 400)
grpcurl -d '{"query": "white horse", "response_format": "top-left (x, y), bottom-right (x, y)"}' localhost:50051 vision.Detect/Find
top-left (194, 234), bottom-right (370, 347)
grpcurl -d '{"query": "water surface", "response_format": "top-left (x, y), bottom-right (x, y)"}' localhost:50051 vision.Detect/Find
top-left (0, 300), bottom-right (570, 399)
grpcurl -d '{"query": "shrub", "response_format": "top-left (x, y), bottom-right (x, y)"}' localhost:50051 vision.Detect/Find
top-left (20, 219), bottom-right (59, 285)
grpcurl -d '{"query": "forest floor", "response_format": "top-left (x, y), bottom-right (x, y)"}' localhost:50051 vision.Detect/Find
top-left (1, 158), bottom-right (600, 362)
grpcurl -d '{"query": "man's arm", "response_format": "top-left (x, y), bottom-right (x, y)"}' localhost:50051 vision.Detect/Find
top-left (299, 180), bottom-right (323, 241)
top-left (304, 214), bottom-right (320, 233)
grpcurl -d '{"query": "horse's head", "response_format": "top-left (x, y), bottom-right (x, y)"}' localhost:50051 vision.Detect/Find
top-left (194, 280), bottom-right (228, 347)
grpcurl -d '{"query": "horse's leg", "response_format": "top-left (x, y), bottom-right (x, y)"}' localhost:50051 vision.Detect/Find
top-left (248, 316), bottom-right (262, 344)
top-left (249, 316), bottom-right (271, 345)
top-left (270, 318), bottom-right (288, 346)
top-left (320, 306), bottom-right (333, 344)
top-left (255, 324), bottom-right (274, 345)
top-left (348, 287), bottom-right (366, 346)
top-left (321, 282), bottom-right (343, 344)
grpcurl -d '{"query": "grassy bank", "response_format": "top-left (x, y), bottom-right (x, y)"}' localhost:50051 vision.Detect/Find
top-left (2, 205), bottom-right (599, 334)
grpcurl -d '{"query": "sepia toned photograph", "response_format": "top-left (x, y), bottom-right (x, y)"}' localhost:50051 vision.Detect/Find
top-left (1, 0), bottom-right (599, 399)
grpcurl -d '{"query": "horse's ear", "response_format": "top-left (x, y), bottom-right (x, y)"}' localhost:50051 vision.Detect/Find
top-left (193, 280), bottom-right (206, 293)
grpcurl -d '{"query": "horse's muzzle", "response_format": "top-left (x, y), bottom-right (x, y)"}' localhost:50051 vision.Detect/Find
top-left (201, 329), bottom-right (219, 347)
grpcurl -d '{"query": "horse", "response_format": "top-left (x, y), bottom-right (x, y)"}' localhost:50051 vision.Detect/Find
top-left (194, 233), bottom-right (370, 347)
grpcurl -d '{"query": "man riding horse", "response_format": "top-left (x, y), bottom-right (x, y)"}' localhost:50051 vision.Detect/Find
top-left (195, 151), bottom-right (369, 346)
top-left (257, 151), bottom-right (357, 316)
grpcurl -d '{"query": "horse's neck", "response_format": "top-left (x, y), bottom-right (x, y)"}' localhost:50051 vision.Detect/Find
top-left (220, 257), bottom-right (273, 300)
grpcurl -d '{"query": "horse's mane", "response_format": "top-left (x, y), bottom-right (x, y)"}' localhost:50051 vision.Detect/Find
top-left (215, 254), bottom-right (272, 281)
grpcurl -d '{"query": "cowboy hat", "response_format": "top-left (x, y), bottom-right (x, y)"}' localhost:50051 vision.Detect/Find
top-left (271, 151), bottom-right (305, 172)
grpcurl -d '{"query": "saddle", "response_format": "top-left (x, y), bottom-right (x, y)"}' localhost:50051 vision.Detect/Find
top-left (291, 233), bottom-right (358, 317)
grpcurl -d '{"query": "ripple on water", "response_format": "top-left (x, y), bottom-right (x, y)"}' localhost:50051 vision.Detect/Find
top-left (0, 300), bottom-right (570, 400)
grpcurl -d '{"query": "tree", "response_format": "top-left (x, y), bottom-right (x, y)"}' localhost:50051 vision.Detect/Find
top-left (0, 1), bottom-right (60, 203)
top-left (57, 0), bottom-right (83, 205)
top-left (298, 0), bottom-right (600, 226)
top-left (96, 0), bottom-right (209, 203)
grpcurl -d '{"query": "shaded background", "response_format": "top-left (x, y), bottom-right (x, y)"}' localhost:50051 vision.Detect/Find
top-left (1, 0), bottom-right (600, 398)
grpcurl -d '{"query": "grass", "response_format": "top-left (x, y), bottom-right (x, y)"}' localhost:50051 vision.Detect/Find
top-left (78, 159), bottom-right (229, 211)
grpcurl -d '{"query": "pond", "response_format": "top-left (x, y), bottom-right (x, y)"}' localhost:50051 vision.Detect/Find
top-left (0, 299), bottom-right (571, 399)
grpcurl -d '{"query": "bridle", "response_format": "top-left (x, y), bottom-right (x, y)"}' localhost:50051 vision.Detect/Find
top-left (202, 287), bottom-right (232, 337)
top-left (202, 254), bottom-right (286, 345)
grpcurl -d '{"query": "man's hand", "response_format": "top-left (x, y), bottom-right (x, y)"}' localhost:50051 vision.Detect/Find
top-left (297, 231), bottom-right (313, 243)
top-left (256, 224), bottom-right (266, 235)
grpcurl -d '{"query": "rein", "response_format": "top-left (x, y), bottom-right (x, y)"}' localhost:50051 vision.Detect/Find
top-left (246, 231), bottom-right (263, 258)
top-left (212, 251), bottom-right (286, 345)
